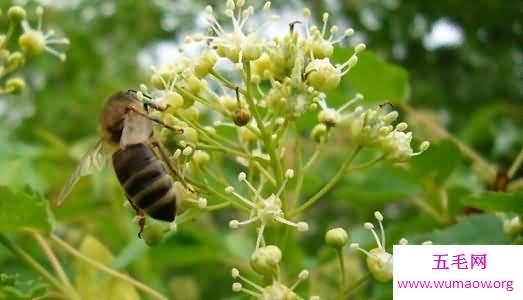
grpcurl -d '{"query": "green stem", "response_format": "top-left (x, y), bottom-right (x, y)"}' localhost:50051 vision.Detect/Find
top-left (334, 272), bottom-right (371, 300)
top-left (30, 232), bottom-right (76, 293)
top-left (242, 62), bottom-right (284, 191)
top-left (336, 248), bottom-right (346, 290)
top-left (508, 147), bottom-right (523, 179)
top-left (209, 69), bottom-right (247, 95)
top-left (290, 146), bottom-right (362, 217)
top-left (0, 23), bottom-right (15, 50)
top-left (0, 234), bottom-right (78, 300)
top-left (402, 103), bottom-right (497, 182)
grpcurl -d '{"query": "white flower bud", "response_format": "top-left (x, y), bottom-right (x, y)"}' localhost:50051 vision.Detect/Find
top-left (231, 268), bottom-right (240, 278)
top-left (364, 222), bottom-right (374, 230)
top-left (182, 146), bottom-right (193, 156)
top-left (225, 186), bottom-right (235, 193)
top-left (238, 172), bottom-right (247, 181)
top-left (350, 243), bottom-right (360, 250)
top-left (297, 222), bottom-right (309, 232)
top-left (229, 220), bottom-right (240, 229)
top-left (354, 43), bottom-right (366, 53)
top-left (197, 197), bottom-right (207, 209)
top-left (285, 169), bottom-right (295, 178)
top-left (374, 211), bottom-right (384, 221)
top-left (298, 270), bottom-right (310, 280)
top-left (419, 141), bottom-right (430, 152)
top-left (396, 122), bottom-right (408, 132)
top-left (325, 227), bottom-right (349, 248)
top-left (232, 282), bottom-right (242, 292)
top-left (399, 238), bottom-right (409, 245)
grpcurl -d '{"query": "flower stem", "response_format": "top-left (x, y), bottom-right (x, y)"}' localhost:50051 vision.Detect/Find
top-left (334, 272), bottom-right (371, 300)
top-left (508, 147), bottom-right (523, 179)
top-left (290, 146), bottom-right (362, 217)
top-left (0, 234), bottom-right (79, 300)
top-left (50, 234), bottom-right (169, 300)
top-left (242, 62), bottom-right (284, 198)
top-left (336, 248), bottom-right (346, 290)
top-left (30, 231), bottom-right (77, 295)
top-left (401, 103), bottom-right (497, 182)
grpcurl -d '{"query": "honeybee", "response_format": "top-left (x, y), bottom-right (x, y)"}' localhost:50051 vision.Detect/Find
top-left (58, 90), bottom-right (186, 236)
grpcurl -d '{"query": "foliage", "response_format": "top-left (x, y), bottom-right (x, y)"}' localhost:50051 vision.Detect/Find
top-left (0, 1), bottom-right (521, 300)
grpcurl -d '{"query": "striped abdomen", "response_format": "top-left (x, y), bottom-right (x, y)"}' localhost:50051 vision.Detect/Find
top-left (112, 144), bottom-right (176, 222)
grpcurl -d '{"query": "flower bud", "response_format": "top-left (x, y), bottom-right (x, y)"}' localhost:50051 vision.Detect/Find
top-left (185, 75), bottom-right (204, 96)
top-left (179, 107), bottom-right (199, 122)
top-left (311, 123), bottom-right (328, 142)
top-left (7, 6), bottom-right (26, 22)
top-left (6, 52), bottom-right (25, 70)
top-left (325, 227), bottom-right (348, 248)
top-left (180, 127), bottom-right (198, 144)
top-left (367, 248), bottom-right (393, 282)
top-left (194, 50), bottom-right (217, 78)
top-left (162, 92), bottom-right (184, 111)
top-left (233, 108), bottom-right (251, 126)
top-left (19, 31), bottom-right (45, 56)
top-left (250, 245), bottom-right (282, 276)
top-left (305, 59), bottom-right (341, 91)
top-left (192, 150), bottom-right (210, 168)
top-left (238, 127), bottom-right (258, 142)
top-left (142, 220), bottom-right (169, 247)
top-left (311, 40), bottom-right (334, 59)
top-left (5, 77), bottom-right (26, 94)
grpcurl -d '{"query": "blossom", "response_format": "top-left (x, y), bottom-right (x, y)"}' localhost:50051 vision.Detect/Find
top-left (351, 211), bottom-right (433, 282)
top-left (227, 169), bottom-right (308, 250)
top-left (232, 265), bottom-right (319, 300)
top-left (18, 7), bottom-right (69, 61)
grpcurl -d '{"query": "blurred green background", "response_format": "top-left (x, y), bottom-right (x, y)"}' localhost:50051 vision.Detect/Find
top-left (0, 0), bottom-right (522, 299)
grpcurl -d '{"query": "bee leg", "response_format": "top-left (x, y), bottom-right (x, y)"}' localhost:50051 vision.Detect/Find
top-left (126, 196), bottom-right (146, 239)
top-left (137, 210), bottom-right (146, 239)
top-left (125, 106), bottom-right (183, 135)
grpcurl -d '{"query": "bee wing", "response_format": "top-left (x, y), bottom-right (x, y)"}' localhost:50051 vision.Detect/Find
top-left (57, 140), bottom-right (106, 205)
top-left (120, 110), bottom-right (153, 148)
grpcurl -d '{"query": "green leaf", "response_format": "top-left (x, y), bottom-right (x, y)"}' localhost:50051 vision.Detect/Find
top-left (335, 164), bottom-right (420, 203)
top-left (413, 214), bottom-right (509, 244)
top-left (461, 191), bottom-right (523, 214)
top-left (330, 49), bottom-right (410, 105)
top-left (410, 140), bottom-right (462, 184)
top-left (75, 236), bottom-right (140, 300)
top-left (0, 186), bottom-right (54, 233)
top-left (0, 273), bottom-right (47, 300)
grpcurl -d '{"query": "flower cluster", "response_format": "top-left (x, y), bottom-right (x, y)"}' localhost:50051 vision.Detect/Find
top-left (227, 170), bottom-right (308, 250)
top-left (0, 6), bottom-right (68, 95)
top-left (231, 245), bottom-right (319, 300)
top-left (316, 97), bottom-right (430, 162)
top-left (133, 0), bottom-right (431, 298)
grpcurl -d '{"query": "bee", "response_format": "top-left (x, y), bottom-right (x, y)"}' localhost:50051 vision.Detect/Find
top-left (57, 90), bottom-right (186, 236)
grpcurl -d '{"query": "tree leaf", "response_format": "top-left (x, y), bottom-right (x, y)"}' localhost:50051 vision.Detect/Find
top-left (330, 49), bottom-right (410, 105)
top-left (412, 214), bottom-right (509, 244)
top-left (410, 140), bottom-right (462, 184)
top-left (461, 191), bottom-right (523, 214)
top-left (0, 186), bottom-right (54, 233)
